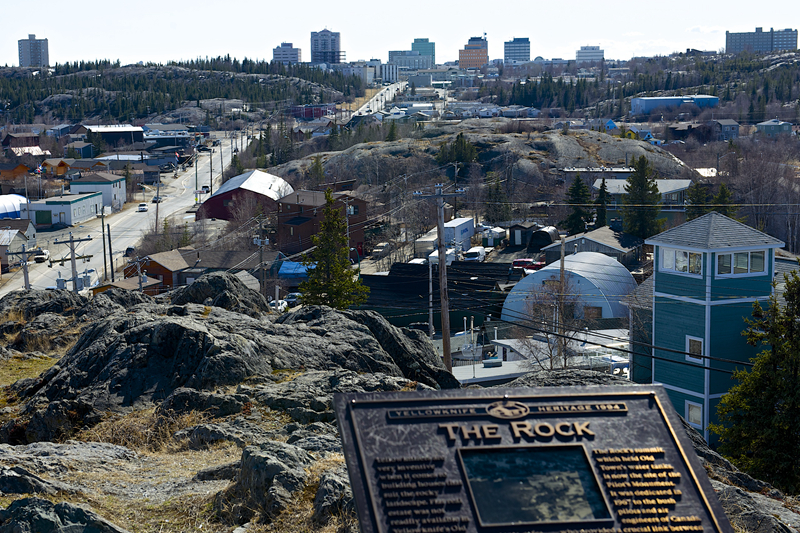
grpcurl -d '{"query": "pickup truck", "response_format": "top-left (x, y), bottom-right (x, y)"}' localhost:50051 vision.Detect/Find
top-left (33, 249), bottom-right (50, 263)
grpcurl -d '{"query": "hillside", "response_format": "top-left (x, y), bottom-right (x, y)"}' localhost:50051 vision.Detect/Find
top-left (0, 273), bottom-right (796, 532)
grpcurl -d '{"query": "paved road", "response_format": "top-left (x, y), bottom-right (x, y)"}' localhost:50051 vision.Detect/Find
top-left (354, 81), bottom-right (406, 115)
top-left (0, 135), bottom-right (235, 295)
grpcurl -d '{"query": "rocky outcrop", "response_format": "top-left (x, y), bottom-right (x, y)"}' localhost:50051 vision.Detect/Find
top-left (0, 497), bottom-right (130, 533)
top-left (170, 271), bottom-right (271, 317)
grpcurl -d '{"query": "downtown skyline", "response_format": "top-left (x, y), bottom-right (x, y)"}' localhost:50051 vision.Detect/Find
top-left (1, 0), bottom-right (797, 68)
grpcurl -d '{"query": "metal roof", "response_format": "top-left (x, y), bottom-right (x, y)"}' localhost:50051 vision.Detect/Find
top-left (646, 212), bottom-right (784, 250)
top-left (0, 229), bottom-right (20, 246)
top-left (594, 179), bottom-right (693, 195)
top-left (211, 170), bottom-right (293, 201)
top-left (502, 252), bottom-right (637, 321)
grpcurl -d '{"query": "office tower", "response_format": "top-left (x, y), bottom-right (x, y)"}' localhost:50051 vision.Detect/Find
top-left (18, 34), bottom-right (49, 67)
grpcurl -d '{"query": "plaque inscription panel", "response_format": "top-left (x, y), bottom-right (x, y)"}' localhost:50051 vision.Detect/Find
top-left (333, 385), bottom-right (732, 533)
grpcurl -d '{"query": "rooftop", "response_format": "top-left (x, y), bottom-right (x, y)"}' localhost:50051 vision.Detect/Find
top-left (211, 170), bottom-right (293, 201)
top-left (646, 212), bottom-right (784, 250)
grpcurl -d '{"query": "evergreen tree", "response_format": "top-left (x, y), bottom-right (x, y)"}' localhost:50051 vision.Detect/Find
top-left (709, 270), bottom-right (800, 493)
top-left (385, 120), bottom-right (398, 142)
top-left (563, 176), bottom-right (592, 235)
top-left (686, 182), bottom-right (712, 220)
top-left (595, 178), bottom-right (609, 227)
top-left (712, 183), bottom-right (737, 218)
top-left (622, 156), bottom-right (662, 239)
top-left (483, 176), bottom-right (512, 224)
top-left (308, 155), bottom-right (325, 184)
top-left (299, 190), bottom-right (369, 309)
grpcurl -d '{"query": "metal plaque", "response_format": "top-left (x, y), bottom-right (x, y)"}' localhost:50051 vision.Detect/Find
top-left (333, 385), bottom-right (733, 533)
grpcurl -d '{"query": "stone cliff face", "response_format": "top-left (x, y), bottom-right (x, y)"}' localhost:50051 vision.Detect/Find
top-left (0, 273), bottom-right (795, 533)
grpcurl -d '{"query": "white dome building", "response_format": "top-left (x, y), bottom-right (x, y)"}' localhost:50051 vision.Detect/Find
top-left (0, 195), bottom-right (27, 219)
top-left (501, 252), bottom-right (637, 322)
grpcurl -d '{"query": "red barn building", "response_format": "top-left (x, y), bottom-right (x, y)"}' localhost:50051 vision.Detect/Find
top-left (197, 170), bottom-right (293, 221)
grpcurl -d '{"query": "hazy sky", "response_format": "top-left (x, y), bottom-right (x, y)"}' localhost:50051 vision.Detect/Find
top-left (2, 0), bottom-right (796, 67)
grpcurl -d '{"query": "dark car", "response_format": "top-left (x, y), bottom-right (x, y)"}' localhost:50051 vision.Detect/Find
top-left (196, 145), bottom-right (211, 152)
top-left (124, 247), bottom-right (136, 257)
top-left (152, 196), bottom-right (163, 203)
top-left (158, 163), bottom-right (176, 172)
top-left (201, 185), bottom-right (210, 193)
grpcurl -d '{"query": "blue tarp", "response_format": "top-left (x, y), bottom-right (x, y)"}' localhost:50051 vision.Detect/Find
top-left (0, 195), bottom-right (27, 219)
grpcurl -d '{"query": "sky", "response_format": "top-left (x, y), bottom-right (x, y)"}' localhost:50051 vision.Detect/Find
top-left (1, 0), bottom-right (797, 68)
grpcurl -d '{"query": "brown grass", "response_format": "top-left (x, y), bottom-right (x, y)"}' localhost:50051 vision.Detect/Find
top-left (75, 408), bottom-right (209, 453)
top-left (0, 354), bottom-right (57, 387)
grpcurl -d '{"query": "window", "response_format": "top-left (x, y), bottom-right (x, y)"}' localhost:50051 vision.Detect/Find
top-left (686, 336), bottom-right (703, 364)
top-left (686, 401), bottom-right (703, 429)
top-left (716, 251), bottom-right (766, 276)
top-left (661, 248), bottom-right (702, 275)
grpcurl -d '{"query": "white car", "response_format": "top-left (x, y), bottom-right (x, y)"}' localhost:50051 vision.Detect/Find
top-left (138, 203), bottom-right (149, 212)
top-left (269, 299), bottom-right (288, 313)
top-left (33, 249), bottom-right (50, 263)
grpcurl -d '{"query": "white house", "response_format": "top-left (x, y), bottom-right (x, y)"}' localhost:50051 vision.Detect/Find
top-left (69, 172), bottom-right (126, 209)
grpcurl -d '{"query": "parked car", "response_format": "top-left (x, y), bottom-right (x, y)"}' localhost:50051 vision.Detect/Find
top-left (463, 246), bottom-right (486, 262)
top-left (158, 163), bottom-right (176, 172)
top-left (284, 293), bottom-right (303, 307)
top-left (33, 249), bottom-right (50, 263)
top-left (124, 247), bottom-right (136, 257)
top-left (196, 145), bottom-right (211, 152)
top-left (201, 185), bottom-right (210, 193)
top-left (138, 203), bottom-right (149, 212)
top-left (371, 242), bottom-right (392, 258)
top-left (269, 299), bottom-right (288, 313)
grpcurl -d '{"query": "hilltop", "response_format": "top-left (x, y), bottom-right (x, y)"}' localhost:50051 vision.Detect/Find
top-left (0, 272), bottom-right (796, 532)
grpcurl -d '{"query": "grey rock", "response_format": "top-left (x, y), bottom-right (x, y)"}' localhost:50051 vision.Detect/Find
top-left (159, 387), bottom-right (250, 418)
top-left (24, 400), bottom-right (103, 443)
top-left (506, 369), bottom-right (634, 388)
top-left (176, 418), bottom-right (286, 448)
top-left (711, 480), bottom-right (797, 533)
top-left (215, 441), bottom-right (313, 524)
top-left (0, 290), bottom-right (86, 321)
top-left (249, 369), bottom-right (419, 423)
top-left (0, 441), bottom-right (136, 475)
top-left (290, 434), bottom-right (342, 453)
top-left (193, 461), bottom-right (240, 481)
top-left (171, 271), bottom-right (271, 317)
top-left (0, 497), bottom-right (130, 533)
top-left (0, 466), bottom-right (73, 495)
top-left (312, 466), bottom-right (354, 524)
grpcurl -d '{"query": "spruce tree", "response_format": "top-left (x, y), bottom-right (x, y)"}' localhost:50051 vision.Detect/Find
top-left (563, 176), bottom-right (592, 235)
top-left (484, 176), bottom-right (512, 224)
top-left (299, 190), bottom-right (369, 309)
top-left (710, 270), bottom-right (800, 493)
top-left (686, 183), bottom-right (711, 220)
top-left (712, 183), bottom-right (737, 218)
top-left (385, 121), bottom-right (398, 142)
top-left (595, 177), bottom-right (609, 227)
top-left (622, 156), bottom-right (662, 239)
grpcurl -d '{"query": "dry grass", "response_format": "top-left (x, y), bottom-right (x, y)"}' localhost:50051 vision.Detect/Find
top-left (75, 408), bottom-right (209, 453)
top-left (0, 354), bottom-right (57, 388)
top-left (348, 88), bottom-right (380, 113)
top-left (0, 308), bottom-right (26, 324)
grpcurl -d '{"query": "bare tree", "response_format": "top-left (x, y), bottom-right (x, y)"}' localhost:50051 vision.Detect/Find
top-left (513, 273), bottom-right (585, 370)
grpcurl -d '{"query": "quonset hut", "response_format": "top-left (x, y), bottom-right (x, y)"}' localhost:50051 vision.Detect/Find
top-left (501, 252), bottom-right (637, 322)
top-left (0, 195), bottom-right (28, 219)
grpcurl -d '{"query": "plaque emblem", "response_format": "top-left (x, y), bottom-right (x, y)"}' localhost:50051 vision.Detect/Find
top-left (486, 400), bottom-right (530, 419)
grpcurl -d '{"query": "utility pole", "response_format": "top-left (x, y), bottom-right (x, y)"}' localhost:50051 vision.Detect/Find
top-left (101, 210), bottom-right (108, 281)
top-left (210, 145), bottom-right (214, 195)
top-left (219, 137), bottom-right (224, 186)
top-left (558, 236), bottom-right (566, 365)
top-left (195, 153), bottom-right (199, 204)
top-left (107, 224), bottom-right (115, 282)
top-left (414, 183), bottom-right (465, 372)
top-left (428, 259), bottom-right (434, 339)
top-left (6, 245), bottom-right (31, 290)
top-left (53, 233), bottom-right (93, 293)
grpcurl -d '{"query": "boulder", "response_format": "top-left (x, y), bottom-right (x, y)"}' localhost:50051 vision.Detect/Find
top-left (247, 370), bottom-right (425, 424)
top-left (0, 441), bottom-right (136, 475)
top-left (159, 387), bottom-right (251, 418)
top-left (711, 480), bottom-right (798, 533)
top-left (0, 290), bottom-right (86, 321)
top-left (0, 466), bottom-right (72, 495)
top-left (193, 461), bottom-right (241, 482)
top-left (0, 497), bottom-right (130, 533)
top-left (312, 466), bottom-right (354, 524)
top-left (215, 440), bottom-right (314, 524)
top-left (176, 418), bottom-right (286, 448)
top-left (170, 271), bottom-right (271, 317)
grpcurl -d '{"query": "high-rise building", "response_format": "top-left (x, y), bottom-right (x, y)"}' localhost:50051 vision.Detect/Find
top-left (726, 27), bottom-right (798, 54)
top-left (18, 34), bottom-right (49, 68)
top-left (273, 43), bottom-right (301, 64)
top-left (459, 36), bottom-right (488, 69)
top-left (388, 50), bottom-right (431, 70)
top-left (411, 38), bottom-right (436, 65)
top-left (310, 29), bottom-right (345, 64)
top-left (504, 37), bottom-right (530, 63)
top-left (576, 45), bottom-right (604, 64)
